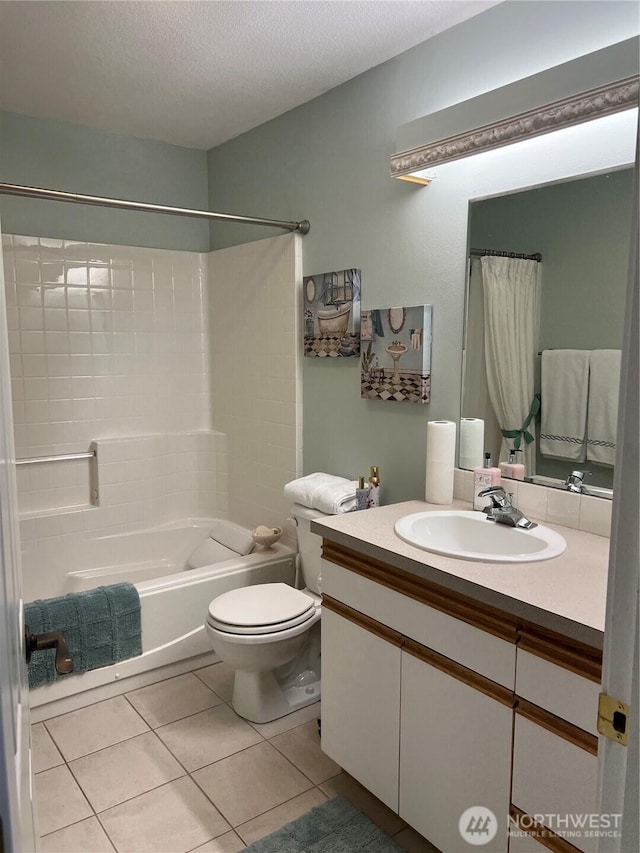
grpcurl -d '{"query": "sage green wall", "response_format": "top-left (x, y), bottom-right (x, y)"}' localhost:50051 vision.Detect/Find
top-left (0, 112), bottom-right (209, 251)
top-left (206, 0), bottom-right (639, 504)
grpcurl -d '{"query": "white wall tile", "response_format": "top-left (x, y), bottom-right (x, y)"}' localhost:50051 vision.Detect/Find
top-left (209, 234), bottom-right (301, 545)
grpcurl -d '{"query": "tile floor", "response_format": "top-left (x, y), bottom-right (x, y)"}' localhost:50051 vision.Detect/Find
top-left (33, 662), bottom-right (438, 853)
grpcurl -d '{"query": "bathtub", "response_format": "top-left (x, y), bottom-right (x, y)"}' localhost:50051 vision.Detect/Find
top-left (25, 520), bottom-right (296, 710)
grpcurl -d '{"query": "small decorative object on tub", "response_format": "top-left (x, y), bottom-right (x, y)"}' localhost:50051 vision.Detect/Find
top-left (252, 525), bottom-right (283, 549)
top-left (284, 473), bottom-right (358, 514)
top-left (23, 583), bottom-right (142, 689)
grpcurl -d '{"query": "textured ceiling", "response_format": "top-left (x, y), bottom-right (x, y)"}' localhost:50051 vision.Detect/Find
top-left (0, 0), bottom-right (500, 150)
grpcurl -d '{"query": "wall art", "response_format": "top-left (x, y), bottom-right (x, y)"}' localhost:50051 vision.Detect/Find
top-left (361, 305), bottom-right (432, 403)
top-left (303, 268), bottom-right (361, 357)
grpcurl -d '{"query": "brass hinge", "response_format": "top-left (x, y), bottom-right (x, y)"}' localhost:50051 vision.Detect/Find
top-left (597, 693), bottom-right (630, 746)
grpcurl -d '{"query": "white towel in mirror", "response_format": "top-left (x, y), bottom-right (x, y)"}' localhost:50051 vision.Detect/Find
top-left (586, 349), bottom-right (621, 467)
top-left (540, 350), bottom-right (589, 461)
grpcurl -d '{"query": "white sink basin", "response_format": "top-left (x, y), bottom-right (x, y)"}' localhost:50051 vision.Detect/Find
top-left (394, 510), bottom-right (566, 563)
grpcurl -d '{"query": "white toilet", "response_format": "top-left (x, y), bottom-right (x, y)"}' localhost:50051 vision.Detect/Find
top-left (205, 504), bottom-right (325, 723)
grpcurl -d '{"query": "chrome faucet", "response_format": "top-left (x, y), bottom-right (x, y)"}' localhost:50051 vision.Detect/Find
top-left (478, 486), bottom-right (538, 530)
top-left (564, 470), bottom-right (589, 494)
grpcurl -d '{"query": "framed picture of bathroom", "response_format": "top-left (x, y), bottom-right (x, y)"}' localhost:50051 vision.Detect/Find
top-left (361, 305), bottom-right (432, 403)
top-left (303, 268), bottom-right (361, 357)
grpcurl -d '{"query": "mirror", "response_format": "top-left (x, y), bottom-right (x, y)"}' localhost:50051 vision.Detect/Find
top-left (461, 167), bottom-right (634, 491)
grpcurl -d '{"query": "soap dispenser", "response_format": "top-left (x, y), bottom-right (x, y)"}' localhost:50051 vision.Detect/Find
top-left (473, 452), bottom-right (501, 510)
top-left (500, 448), bottom-right (525, 481)
top-left (368, 466), bottom-right (380, 508)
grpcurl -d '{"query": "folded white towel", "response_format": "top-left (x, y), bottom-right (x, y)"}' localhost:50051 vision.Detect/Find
top-left (209, 520), bottom-right (255, 556)
top-left (540, 350), bottom-right (589, 461)
top-left (587, 349), bottom-right (621, 467)
top-left (284, 473), bottom-right (357, 514)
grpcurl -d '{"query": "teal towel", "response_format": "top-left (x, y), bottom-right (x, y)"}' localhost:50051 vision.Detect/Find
top-left (24, 583), bottom-right (142, 689)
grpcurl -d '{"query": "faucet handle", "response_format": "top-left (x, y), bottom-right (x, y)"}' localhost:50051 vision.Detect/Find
top-left (478, 486), bottom-right (511, 508)
top-left (565, 470), bottom-right (591, 493)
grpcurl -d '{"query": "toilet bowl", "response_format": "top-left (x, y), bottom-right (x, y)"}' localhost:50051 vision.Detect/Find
top-left (205, 505), bottom-right (326, 723)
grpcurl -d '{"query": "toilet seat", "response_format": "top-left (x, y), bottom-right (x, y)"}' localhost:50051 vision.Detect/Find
top-left (207, 583), bottom-right (316, 636)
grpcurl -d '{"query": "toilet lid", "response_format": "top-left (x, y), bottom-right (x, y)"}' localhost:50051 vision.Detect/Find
top-left (207, 583), bottom-right (315, 634)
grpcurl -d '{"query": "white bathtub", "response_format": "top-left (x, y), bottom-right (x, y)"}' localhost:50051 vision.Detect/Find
top-left (25, 520), bottom-right (296, 710)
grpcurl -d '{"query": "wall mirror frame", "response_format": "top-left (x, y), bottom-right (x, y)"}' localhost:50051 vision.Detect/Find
top-left (391, 37), bottom-right (638, 498)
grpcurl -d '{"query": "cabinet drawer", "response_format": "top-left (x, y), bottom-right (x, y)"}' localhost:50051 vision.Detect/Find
top-left (322, 558), bottom-right (516, 688)
top-left (511, 713), bottom-right (598, 853)
top-left (516, 650), bottom-right (600, 735)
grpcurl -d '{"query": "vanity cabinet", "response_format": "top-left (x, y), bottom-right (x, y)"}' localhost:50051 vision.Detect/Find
top-left (319, 539), bottom-right (603, 853)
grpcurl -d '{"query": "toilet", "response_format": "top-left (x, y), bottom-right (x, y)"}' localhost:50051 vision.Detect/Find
top-left (205, 504), bottom-right (325, 723)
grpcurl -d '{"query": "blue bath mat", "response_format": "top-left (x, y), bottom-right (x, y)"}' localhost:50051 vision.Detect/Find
top-left (241, 796), bottom-right (404, 852)
top-left (24, 583), bottom-right (142, 689)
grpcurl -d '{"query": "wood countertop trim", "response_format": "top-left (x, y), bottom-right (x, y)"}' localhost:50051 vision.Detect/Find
top-left (517, 626), bottom-right (602, 683)
top-left (322, 540), bottom-right (602, 677)
top-left (510, 805), bottom-right (585, 852)
top-left (403, 638), bottom-right (516, 708)
top-left (322, 595), bottom-right (404, 647)
top-left (515, 698), bottom-right (598, 756)
top-left (322, 540), bottom-right (519, 643)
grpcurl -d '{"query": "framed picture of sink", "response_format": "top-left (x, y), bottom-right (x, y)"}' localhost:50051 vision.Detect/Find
top-left (303, 268), bottom-right (361, 358)
top-left (361, 304), bottom-right (432, 403)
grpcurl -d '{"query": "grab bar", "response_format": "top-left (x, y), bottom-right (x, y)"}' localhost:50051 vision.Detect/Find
top-left (16, 450), bottom-right (96, 466)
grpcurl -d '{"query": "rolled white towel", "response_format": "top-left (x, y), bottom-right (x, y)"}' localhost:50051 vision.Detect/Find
top-left (284, 473), bottom-right (357, 514)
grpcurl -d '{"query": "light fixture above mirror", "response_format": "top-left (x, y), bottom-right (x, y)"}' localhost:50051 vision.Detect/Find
top-left (390, 38), bottom-right (639, 182)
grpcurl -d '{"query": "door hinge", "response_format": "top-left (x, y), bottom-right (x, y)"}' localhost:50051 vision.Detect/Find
top-left (597, 693), bottom-right (630, 746)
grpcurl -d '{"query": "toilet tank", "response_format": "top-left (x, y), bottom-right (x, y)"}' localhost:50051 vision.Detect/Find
top-left (290, 503), bottom-right (329, 595)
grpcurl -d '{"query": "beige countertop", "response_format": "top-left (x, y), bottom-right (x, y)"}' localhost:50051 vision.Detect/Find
top-left (311, 500), bottom-right (610, 649)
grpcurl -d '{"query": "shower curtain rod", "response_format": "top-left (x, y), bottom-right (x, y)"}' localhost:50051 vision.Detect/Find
top-left (0, 182), bottom-right (310, 235)
top-left (470, 247), bottom-right (542, 262)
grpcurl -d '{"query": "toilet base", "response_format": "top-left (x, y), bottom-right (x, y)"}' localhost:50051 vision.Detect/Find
top-left (232, 667), bottom-right (321, 723)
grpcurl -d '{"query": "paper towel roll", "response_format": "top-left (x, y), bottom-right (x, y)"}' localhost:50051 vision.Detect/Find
top-left (459, 418), bottom-right (485, 470)
top-left (425, 420), bottom-right (456, 504)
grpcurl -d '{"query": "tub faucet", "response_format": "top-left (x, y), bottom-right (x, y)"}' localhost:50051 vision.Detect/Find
top-left (478, 486), bottom-right (537, 530)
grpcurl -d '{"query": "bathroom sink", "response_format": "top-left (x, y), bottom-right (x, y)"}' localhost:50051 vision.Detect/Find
top-left (394, 510), bottom-right (566, 563)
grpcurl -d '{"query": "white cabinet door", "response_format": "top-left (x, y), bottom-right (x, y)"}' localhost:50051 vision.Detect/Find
top-left (399, 648), bottom-right (513, 853)
top-left (511, 712), bottom-right (598, 853)
top-left (321, 605), bottom-right (402, 811)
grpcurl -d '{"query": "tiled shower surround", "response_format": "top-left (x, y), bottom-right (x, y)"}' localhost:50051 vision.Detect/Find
top-left (2, 232), bottom-right (301, 568)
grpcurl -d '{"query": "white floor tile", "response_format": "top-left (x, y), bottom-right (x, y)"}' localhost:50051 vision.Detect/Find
top-left (45, 695), bottom-right (148, 761)
top-left (393, 825), bottom-right (442, 852)
top-left (35, 765), bottom-right (93, 836)
top-left (192, 741), bottom-right (313, 827)
top-left (69, 731), bottom-right (184, 812)
top-left (195, 662), bottom-right (235, 703)
top-left (247, 701), bottom-right (321, 739)
top-left (31, 723), bottom-right (64, 774)
top-left (156, 703), bottom-right (262, 772)
top-left (189, 831), bottom-right (245, 853)
top-left (270, 720), bottom-right (340, 784)
top-left (320, 773), bottom-right (407, 836)
top-left (99, 777), bottom-right (230, 853)
top-left (126, 672), bottom-right (223, 728)
top-left (236, 787), bottom-right (328, 846)
top-left (40, 816), bottom-right (116, 853)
